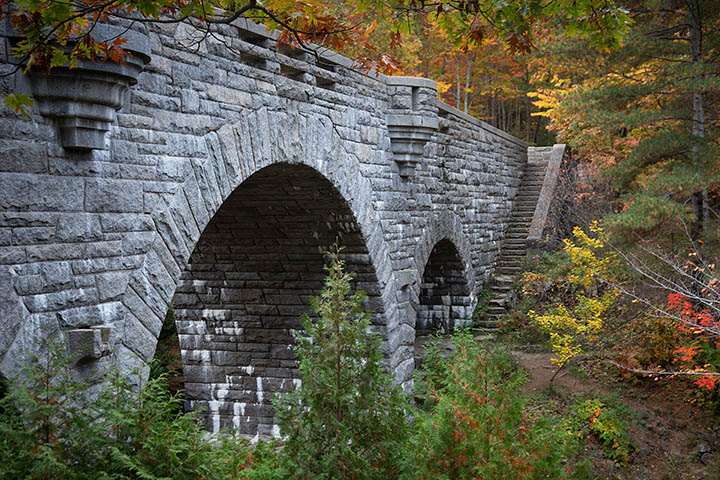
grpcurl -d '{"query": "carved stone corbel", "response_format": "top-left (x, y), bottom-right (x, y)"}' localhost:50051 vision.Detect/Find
top-left (2, 20), bottom-right (151, 150)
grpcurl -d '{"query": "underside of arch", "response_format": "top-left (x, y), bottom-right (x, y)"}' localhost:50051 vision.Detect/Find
top-left (417, 239), bottom-right (471, 335)
top-left (171, 163), bottom-right (384, 436)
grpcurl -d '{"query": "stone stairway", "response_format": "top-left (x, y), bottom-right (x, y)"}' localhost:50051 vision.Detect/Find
top-left (479, 161), bottom-right (548, 327)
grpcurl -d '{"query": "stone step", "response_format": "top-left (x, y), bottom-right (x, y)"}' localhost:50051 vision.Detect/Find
top-left (498, 257), bottom-right (524, 264)
top-left (489, 298), bottom-right (508, 308)
top-left (493, 274), bottom-right (515, 283)
top-left (497, 266), bottom-right (522, 274)
top-left (475, 319), bottom-right (500, 329)
top-left (492, 287), bottom-right (513, 295)
top-left (487, 305), bottom-right (507, 314)
top-left (514, 201), bottom-right (539, 208)
top-left (496, 266), bottom-right (522, 273)
top-left (502, 237), bottom-right (527, 243)
top-left (515, 190), bottom-right (541, 196)
top-left (485, 307), bottom-right (505, 314)
top-left (498, 255), bottom-right (524, 262)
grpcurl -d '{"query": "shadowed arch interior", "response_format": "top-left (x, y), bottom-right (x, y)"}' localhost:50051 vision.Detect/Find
top-left (170, 163), bottom-right (384, 436)
top-left (417, 239), bottom-right (471, 335)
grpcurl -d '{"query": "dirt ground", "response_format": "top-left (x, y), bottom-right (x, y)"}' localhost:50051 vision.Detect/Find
top-left (512, 349), bottom-right (720, 480)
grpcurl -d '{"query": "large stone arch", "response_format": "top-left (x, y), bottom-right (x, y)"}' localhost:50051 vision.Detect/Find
top-left (174, 162), bottom-right (386, 434)
top-left (114, 108), bottom-right (395, 434)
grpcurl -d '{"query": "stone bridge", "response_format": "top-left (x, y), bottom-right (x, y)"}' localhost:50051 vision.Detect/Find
top-left (1, 19), bottom-right (531, 435)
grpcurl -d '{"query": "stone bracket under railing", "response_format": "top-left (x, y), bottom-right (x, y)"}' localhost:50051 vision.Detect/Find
top-left (2, 20), bottom-right (151, 150)
top-left (385, 77), bottom-right (439, 177)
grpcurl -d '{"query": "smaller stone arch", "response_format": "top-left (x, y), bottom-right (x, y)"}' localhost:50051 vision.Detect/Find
top-left (416, 239), bottom-right (472, 335)
top-left (413, 210), bottom-right (476, 310)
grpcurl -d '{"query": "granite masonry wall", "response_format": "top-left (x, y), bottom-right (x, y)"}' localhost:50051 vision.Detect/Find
top-left (0, 18), bottom-right (527, 434)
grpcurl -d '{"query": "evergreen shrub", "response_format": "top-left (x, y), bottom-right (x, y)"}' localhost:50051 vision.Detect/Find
top-left (0, 339), bottom-right (272, 479)
top-left (273, 248), bottom-right (411, 479)
top-left (402, 331), bottom-right (581, 479)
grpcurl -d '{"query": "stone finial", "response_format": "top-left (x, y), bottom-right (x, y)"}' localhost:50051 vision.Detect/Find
top-left (3, 21), bottom-right (151, 150)
top-left (385, 76), bottom-right (439, 177)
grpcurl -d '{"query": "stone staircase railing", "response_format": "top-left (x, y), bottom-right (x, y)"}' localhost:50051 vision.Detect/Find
top-left (479, 144), bottom-right (567, 327)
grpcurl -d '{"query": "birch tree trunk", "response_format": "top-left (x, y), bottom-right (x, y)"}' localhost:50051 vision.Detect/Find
top-left (464, 51), bottom-right (473, 113)
top-left (455, 53), bottom-right (461, 110)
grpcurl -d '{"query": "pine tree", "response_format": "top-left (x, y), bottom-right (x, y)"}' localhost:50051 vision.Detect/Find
top-left (274, 247), bottom-right (410, 480)
top-left (535, 1), bottom-right (720, 241)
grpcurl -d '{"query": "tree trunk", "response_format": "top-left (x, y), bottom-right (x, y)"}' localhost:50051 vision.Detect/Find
top-left (501, 94), bottom-right (506, 131)
top-left (526, 92), bottom-right (531, 143)
top-left (688, 0), bottom-right (706, 241)
top-left (455, 53), bottom-right (461, 110)
top-left (464, 51), bottom-right (473, 113)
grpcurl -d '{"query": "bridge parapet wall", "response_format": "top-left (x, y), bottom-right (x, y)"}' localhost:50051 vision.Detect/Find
top-left (0, 19), bottom-right (527, 421)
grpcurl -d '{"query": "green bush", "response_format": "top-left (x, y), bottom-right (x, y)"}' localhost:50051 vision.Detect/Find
top-left (0, 339), bottom-right (275, 480)
top-left (570, 396), bottom-right (636, 467)
top-left (402, 331), bottom-right (581, 479)
top-left (273, 248), bottom-right (411, 479)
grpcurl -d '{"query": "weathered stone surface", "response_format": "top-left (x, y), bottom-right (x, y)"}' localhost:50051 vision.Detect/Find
top-left (0, 18), bottom-right (532, 437)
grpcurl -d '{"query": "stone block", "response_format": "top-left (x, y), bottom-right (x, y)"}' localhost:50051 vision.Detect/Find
top-left (65, 326), bottom-right (111, 361)
top-left (41, 262), bottom-right (73, 289)
top-left (99, 213), bottom-right (154, 233)
top-left (56, 213), bottom-right (102, 242)
top-left (0, 139), bottom-right (48, 173)
top-left (12, 227), bottom-right (55, 244)
top-left (96, 270), bottom-right (130, 301)
top-left (123, 312), bottom-right (158, 361)
top-left (84, 178), bottom-right (144, 213)
top-left (0, 173), bottom-right (84, 212)
top-left (0, 266), bottom-right (26, 362)
top-left (220, 288), bottom-right (263, 303)
top-left (58, 302), bottom-right (125, 328)
top-left (0, 246), bottom-right (27, 264)
top-left (23, 287), bottom-right (98, 313)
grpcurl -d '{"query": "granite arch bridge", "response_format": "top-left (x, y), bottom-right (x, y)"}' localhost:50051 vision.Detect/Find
top-left (0, 19), bottom-right (550, 434)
